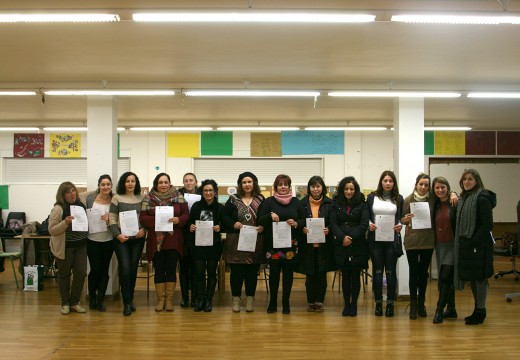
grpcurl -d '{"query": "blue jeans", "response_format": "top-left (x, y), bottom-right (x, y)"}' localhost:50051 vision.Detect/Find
top-left (371, 241), bottom-right (398, 303)
top-left (113, 237), bottom-right (145, 305)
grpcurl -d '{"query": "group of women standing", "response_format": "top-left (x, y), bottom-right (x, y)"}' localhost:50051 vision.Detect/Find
top-left (48, 168), bottom-right (496, 325)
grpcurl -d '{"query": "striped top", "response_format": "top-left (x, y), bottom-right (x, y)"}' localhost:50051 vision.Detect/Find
top-left (109, 193), bottom-right (144, 238)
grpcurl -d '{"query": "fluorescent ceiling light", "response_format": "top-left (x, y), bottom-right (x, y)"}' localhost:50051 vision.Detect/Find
top-left (391, 14), bottom-right (520, 25)
top-left (133, 12), bottom-right (375, 23)
top-left (0, 14), bottom-right (120, 23)
top-left (305, 127), bottom-right (387, 131)
top-left (0, 127), bottom-right (40, 131)
top-left (217, 127), bottom-right (300, 131)
top-left (43, 127), bottom-right (88, 132)
top-left (467, 92), bottom-right (520, 99)
top-left (0, 91), bottom-right (37, 96)
top-left (424, 127), bottom-right (472, 131)
top-left (130, 127), bottom-right (212, 131)
top-left (45, 90), bottom-right (175, 96)
top-left (185, 90), bottom-right (319, 97)
top-left (328, 91), bottom-right (461, 98)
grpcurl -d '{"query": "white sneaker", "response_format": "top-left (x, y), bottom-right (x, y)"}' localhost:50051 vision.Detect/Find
top-left (232, 297), bottom-right (241, 312)
top-left (71, 304), bottom-right (86, 313)
top-left (246, 296), bottom-right (254, 312)
top-left (61, 305), bottom-right (70, 315)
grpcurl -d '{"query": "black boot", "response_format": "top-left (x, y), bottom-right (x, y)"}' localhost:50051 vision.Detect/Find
top-left (443, 287), bottom-right (458, 319)
top-left (385, 303), bottom-right (394, 317)
top-left (375, 303), bottom-right (383, 316)
top-left (193, 296), bottom-right (205, 312)
top-left (180, 270), bottom-right (189, 308)
top-left (123, 303), bottom-right (132, 316)
top-left (204, 296), bottom-right (213, 312)
top-left (267, 296), bottom-right (278, 313)
top-left (418, 297), bottom-right (427, 318)
top-left (281, 266), bottom-right (293, 315)
top-left (88, 278), bottom-right (97, 310)
top-left (180, 291), bottom-right (189, 308)
top-left (433, 308), bottom-right (444, 324)
top-left (96, 276), bottom-right (109, 312)
top-left (409, 298), bottom-right (418, 320)
top-left (465, 307), bottom-right (486, 325)
top-left (267, 266), bottom-right (280, 313)
top-left (204, 278), bottom-right (216, 312)
top-left (342, 297), bottom-right (351, 317)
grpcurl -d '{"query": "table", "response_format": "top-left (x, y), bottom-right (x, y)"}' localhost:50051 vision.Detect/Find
top-left (15, 234), bottom-right (55, 277)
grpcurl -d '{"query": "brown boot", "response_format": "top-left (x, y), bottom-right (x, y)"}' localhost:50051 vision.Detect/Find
top-left (155, 283), bottom-right (166, 312)
top-left (165, 282), bottom-right (176, 312)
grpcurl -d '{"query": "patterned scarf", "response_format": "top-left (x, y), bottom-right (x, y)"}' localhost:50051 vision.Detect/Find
top-left (142, 186), bottom-right (185, 250)
top-left (456, 188), bottom-right (481, 239)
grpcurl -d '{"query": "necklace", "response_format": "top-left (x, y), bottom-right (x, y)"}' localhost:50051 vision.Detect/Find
top-left (242, 197), bottom-right (253, 206)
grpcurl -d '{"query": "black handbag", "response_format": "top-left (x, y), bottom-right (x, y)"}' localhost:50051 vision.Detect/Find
top-left (394, 233), bottom-right (404, 258)
top-left (38, 216), bottom-right (50, 235)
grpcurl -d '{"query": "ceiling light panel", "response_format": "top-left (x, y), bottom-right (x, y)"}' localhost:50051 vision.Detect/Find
top-left (0, 14), bottom-right (120, 23)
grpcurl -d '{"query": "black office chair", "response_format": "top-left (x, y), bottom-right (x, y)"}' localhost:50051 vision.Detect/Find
top-left (494, 232), bottom-right (519, 281)
top-left (0, 212), bottom-right (27, 252)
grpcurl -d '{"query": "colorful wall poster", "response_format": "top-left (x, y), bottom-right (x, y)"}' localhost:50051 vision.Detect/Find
top-left (13, 133), bottom-right (44, 158)
top-left (49, 134), bottom-right (81, 158)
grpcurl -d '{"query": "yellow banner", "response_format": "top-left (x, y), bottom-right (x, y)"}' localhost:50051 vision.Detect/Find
top-left (167, 133), bottom-right (199, 158)
top-left (50, 134), bottom-right (81, 158)
top-left (435, 131), bottom-right (465, 155)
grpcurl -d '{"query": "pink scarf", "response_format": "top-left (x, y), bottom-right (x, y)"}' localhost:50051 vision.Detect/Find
top-left (273, 192), bottom-right (293, 205)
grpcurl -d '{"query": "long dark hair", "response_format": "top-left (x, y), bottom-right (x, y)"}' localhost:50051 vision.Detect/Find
top-left (410, 173), bottom-right (431, 196)
top-left (334, 176), bottom-right (364, 207)
top-left (459, 168), bottom-right (486, 196)
top-left (116, 171), bottom-right (141, 195)
top-left (431, 176), bottom-right (451, 199)
top-left (375, 170), bottom-right (400, 204)
top-left (306, 175), bottom-right (328, 197)
top-left (237, 176), bottom-right (261, 198)
top-left (96, 174), bottom-right (113, 196)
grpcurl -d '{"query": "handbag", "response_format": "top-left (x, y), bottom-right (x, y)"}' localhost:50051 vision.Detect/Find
top-left (38, 216), bottom-right (50, 235)
top-left (394, 233), bottom-right (404, 258)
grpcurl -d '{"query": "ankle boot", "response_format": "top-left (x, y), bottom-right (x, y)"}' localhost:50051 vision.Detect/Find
top-left (465, 307), bottom-right (486, 325)
top-left (232, 296), bottom-right (241, 312)
top-left (282, 299), bottom-right (290, 314)
top-left (433, 308), bottom-right (444, 324)
top-left (165, 282), bottom-right (175, 312)
top-left (443, 288), bottom-right (458, 319)
top-left (89, 292), bottom-right (98, 310)
top-left (123, 303), bottom-right (132, 316)
top-left (464, 307), bottom-right (477, 322)
top-left (267, 294), bottom-right (278, 313)
top-left (154, 283), bottom-right (166, 312)
top-left (409, 298), bottom-right (418, 320)
top-left (418, 298), bottom-right (427, 318)
top-left (375, 303), bottom-right (383, 316)
top-left (204, 296), bottom-right (213, 312)
top-left (246, 296), bottom-right (254, 312)
top-left (385, 303), bottom-right (394, 317)
top-left (96, 277), bottom-right (109, 312)
top-left (193, 296), bottom-right (204, 312)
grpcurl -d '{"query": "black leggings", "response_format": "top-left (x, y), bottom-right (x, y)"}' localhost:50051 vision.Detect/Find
top-left (341, 265), bottom-right (361, 305)
top-left (229, 263), bottom-right (260, 297)
top-left (269, 262), bottom-right (294, 302)
top-left (153, 249), bottom-right (179, 283)
top-left (406, 248), bottom-right (434, 300)
top-left (193, 259), bottom-right (218, 299)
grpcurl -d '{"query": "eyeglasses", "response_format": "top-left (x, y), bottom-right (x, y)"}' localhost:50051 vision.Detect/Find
top-left (203, 189), bottom-right (215, 193)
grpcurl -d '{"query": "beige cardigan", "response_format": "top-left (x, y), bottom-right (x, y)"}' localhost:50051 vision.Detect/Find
top-left (48, 205), bottom-right (69, 260)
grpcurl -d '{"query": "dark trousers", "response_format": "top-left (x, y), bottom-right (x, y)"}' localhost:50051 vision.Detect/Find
top-left (193, 259), bottom-right (218, 301)
top-left (437, 264), bottom-right (455, 309)
top-left (341, 265), bottom-right (361, 306)
top-left (371, 241), bottom-right (398, 303)
top-left (305, 248), bottom-right (327, 303)
top-left (56, 243), bottom-right (88, 306)
top-left (153, 249), bottom-right (179, 283)
top-left (406, 248), bottom-right (434, 300)
top-left (179, 255), bottom-right (194, 295)
top-left (229, 263), bottom-right (260, 297)
top-left (87, 239), bottom-right (113, 299)
top-left (269, 262), bottom-right (294, 304)
top-left (113, 237), bottom-right (145, 306)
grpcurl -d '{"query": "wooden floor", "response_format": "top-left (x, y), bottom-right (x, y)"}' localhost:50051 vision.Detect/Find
top-left (1, 257), bottom-right (519, 360)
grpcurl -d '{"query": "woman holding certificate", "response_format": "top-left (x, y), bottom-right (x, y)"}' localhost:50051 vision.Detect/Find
top-left (140, 173), bottom-right (189, 312)
top-left (455, 169), bottom-right (496, 325)
top-left (79, 174), bottom-right (113, 312)
top-left (367, 170), bottom-right (403, 317)
top-left (178, 172), bottom-right (199, 307)
top-left (188, 179), bottom-right (225, 312)
top-left (330, 176), bottom-right (369, 317)
top-left (401, 173), bottom-right (435, 320)
top-left (298, 176), bottom-right (335, 313)
top-left (49, 181), bottom-right (89, 315)
top-left (222, 172), bottom-right (265, 313)
top-left (258, 174), bottom-right (305, 314)
top-left (109, 172), bottom-right (146, 316)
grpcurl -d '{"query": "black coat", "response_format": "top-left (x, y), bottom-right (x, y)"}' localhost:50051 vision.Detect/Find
top-left (295, 196), bottom-right (336, 275)
top-left (188, 199), bottom-right (224, 261)
top-left (257, 196), bottom-right (305, 263)
top-left (330, 201), bottom-right (369, 270)
top-left (458, 190), bottom-right (496, 281)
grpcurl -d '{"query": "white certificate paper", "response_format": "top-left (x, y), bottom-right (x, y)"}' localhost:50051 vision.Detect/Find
top-left (120, 210), bottom-right (139, 237)
top-left (375, 215), bottom-right (394, 242)
top-left (155, 206), bottom-right (174, 232)
top-left (86, 207), bottom-right (107, 234)
top-left (306, 218), bottom-right (326, 244)
top-left (184, 193), bottom-right (202, 211)
top-left (272, 222), bottom-right (292, 249)
top-left (195, 220), bottom-right (213, 246)
top-left (71, 205), bottom-right (88, 232)
top-left (237, 225), bottom-right (258, 252)
top-left (410, 202), bottom-right (432, 230)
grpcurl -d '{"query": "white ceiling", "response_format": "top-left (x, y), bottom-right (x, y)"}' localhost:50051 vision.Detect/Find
top-left (2, 0), bottom-right (520, 130)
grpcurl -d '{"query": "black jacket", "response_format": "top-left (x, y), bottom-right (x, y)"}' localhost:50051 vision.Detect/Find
top-left (188, 199), bottom-right (225, 261)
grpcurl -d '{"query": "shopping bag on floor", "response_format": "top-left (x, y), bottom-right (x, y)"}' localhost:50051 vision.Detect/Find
top-left (23, 265), bottom-right (44, 291)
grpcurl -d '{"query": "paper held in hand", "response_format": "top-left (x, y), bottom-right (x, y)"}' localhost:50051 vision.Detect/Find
top-left (155, 206), bottom-right (174, 232)
top-left (86, 207), bottom-right (107, 234)
top-left (410, 202), bottom-right (432, 229)
top-left (272, 221), bottom-right (291, 248)
top-left (237, 225), bottom-right (258, 252)
top-left (306, 218), bottom-right (325, 244)
top-left (120, 210), bottom-right (139, 237)
top-left (71, 205), bottom-right (88, 232)
top-left (184, 193), bottom-right (201, 211)
top-left (375, 214), bottom-right (394, 242)
top-left (195, 220), bottom-right (213, 246)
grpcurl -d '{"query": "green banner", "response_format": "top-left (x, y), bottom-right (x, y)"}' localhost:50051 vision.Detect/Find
top-left (0, 185), bottom-right (8, 209)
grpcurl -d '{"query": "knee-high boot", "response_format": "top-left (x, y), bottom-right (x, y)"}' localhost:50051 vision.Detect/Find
top-left (179, 269), bottom-right (189, 308)
top-left (433, 282), bottom-right (451, 324)
top-left (282, 269), bottom-right (293, 315)
top-left (96, 276), bottom-right (109, 312)
top-left (204, 278), bottom-right (216, 312)
top-left (88, 277), bottom-right (98, 310)
top-left (155, 283), bottom-right (166, 312)
top-left (267, 270), bottom-right (280, 313)
top-left (165, 282), bottom-right (176, 312)
top-left (443, 287), bottom-right (458, 318)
